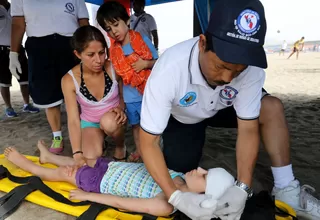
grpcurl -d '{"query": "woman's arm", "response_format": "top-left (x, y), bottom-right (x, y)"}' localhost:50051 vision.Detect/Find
top-left (61, 74), bottom-right (82, 154)
top-left (113, 62), bottom-right (125, 110)
top-left (70, 190), bottom-right (173, 216)
top-left (11, 17), bottom-right (26, 52)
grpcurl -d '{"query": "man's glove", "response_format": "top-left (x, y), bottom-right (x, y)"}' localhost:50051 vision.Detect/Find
top-left (9, 52), bottom-right (22, 80)
top-left (168, 190), bottom-right (216, 220)
top-left (214, 186), bottom-right (247, 220)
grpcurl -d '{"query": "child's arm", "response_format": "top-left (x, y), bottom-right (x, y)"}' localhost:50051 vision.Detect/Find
top-left (69, 189), bottom-right (173, 216)
top-left (131, 58), bottom-right (156, 73)
top-left (131, 35), bottom-right (159, 72)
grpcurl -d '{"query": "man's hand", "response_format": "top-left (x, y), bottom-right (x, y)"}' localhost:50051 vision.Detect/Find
top-left (131, 58), bottom-right (147, 72)
top-left (9, 52), bottom-right (22, 80)
top-left (214, 186), bottom-right (247, 220)
top-left (109, 107), bottom-right (127, 125)
top-left (168, 190), bottom-right (216, 220)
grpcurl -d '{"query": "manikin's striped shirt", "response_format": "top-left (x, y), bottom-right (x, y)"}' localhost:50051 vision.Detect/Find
top-left (100, 162), bottom-right (184, 198)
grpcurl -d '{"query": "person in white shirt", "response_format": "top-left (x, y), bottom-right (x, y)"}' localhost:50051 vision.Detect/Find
top-left (130, 0), bottom-right (158, 50)
top-left (139, 0), bottom-right (320, 219)
top-left (9, 0), bottom-right (89, 153)
top-left (279, 40), bottom-right (287, 56)
top-left (0, 0), bottom-right (39, 117)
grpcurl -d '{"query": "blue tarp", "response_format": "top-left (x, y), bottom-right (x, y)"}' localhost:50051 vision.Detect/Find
top-left (84, 0), bottom-right (213, 35)
top-left (85, 0), bottom-right (181, 6)
top-left (194, 0), bottom-right (214, 33)
top-left (85, 0), bottom-right (104, 5)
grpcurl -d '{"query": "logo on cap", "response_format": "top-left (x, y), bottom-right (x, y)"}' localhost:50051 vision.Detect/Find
top-left (236, 9), bottom-right (260, 37)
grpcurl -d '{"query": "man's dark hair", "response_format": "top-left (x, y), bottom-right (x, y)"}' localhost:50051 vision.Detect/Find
top-left (71, 25), bottom-right (109, 58)
top-left (134, 0), bottom-right (146, 7)
top-left (204, 32), bottom-right (214, 52)
top-left (97, 1), bottom-right (130, 29)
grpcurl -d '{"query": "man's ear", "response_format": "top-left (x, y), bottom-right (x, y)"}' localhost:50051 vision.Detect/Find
top-left (198, 34), bottom-right (207, 52)
top-left (126, 19), bottom-right (130, 27)
top-left (197, 167), bottom-right (208, 175)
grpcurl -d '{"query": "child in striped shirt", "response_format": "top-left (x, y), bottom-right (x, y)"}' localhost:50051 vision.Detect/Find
top-left (4, 140), bottom-right (234, 216)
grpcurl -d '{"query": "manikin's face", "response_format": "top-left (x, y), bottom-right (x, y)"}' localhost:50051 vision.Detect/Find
top-left (185, 167), bottom-right (207, 193)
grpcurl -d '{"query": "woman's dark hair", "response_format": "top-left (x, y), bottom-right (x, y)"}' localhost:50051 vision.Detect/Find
top-left (96, 1), bottom-right (130, 29)
top-left (71, 25), bottom-right (108, 57)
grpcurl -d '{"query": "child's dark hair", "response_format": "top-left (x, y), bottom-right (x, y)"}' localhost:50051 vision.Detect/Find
top-left (96, 1), bottom-right (130, 29)
top-left (71, 25), bottom-right (108, 57)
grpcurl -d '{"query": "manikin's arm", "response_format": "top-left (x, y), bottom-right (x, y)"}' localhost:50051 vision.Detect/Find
top-left (70, 190), bottom-right (174, 216)
top-left (69, 176), bottom-right (193, 216)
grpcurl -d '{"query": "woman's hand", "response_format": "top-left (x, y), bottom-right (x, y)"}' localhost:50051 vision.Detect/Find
top-left (69, 189), bottom-right (89, 201)
top-left (73, 153), bottom-right (87, 167)
top-left (64, 165), bottom-right (79, 177)
top-left (131, 58), bottom-right (147, 72)
top-left (109, 107), bottom-right (127, 125)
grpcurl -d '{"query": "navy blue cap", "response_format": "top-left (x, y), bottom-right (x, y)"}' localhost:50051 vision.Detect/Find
top-left (206, 0), bottom-right (267, 69)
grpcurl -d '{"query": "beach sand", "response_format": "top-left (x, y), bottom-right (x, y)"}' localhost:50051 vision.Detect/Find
top-left (0, 52), bottom-right (319, 219)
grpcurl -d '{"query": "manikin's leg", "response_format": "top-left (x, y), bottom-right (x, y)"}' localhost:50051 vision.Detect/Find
top-left (4, 147), bottom-right (76, 185)
top-left (38, 140), bottom-right (75, 166)
top-left (38, 140), bottom-right (97, 167)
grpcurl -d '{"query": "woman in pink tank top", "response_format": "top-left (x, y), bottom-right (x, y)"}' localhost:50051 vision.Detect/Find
top-left (61, 25), bottom-right (127, 166)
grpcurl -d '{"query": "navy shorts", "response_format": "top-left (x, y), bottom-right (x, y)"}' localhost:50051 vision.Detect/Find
top-left (125, 101), bottom-right (142, 125)
top-left (25, 34), bottom-right (79, 108)
top-left (0, 45), bottom-right (28, 87)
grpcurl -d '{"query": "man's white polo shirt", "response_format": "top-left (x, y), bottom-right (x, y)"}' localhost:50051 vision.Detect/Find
top-left (0, 5), bottom-right (11, 46)
top-left (141, 37), bottom-right (266, 135)
top-left (11, 0), bottom-right (89, 37)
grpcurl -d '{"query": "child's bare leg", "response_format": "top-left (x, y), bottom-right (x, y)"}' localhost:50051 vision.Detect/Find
top-left (38, 140), bottom-right (75, 166)
top-left (5, 147), bottom-right (76, 185)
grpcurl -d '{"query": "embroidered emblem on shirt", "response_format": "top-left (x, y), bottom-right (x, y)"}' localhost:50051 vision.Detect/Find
top-left (179, 92), bottom-right (197, 107)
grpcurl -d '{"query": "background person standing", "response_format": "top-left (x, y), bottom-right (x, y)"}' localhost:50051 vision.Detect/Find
top-left (279, 40), bottom-right (287, 56)
top-left (130, 0), bottom-right (159, 51)
top-left (0, 0), bottom-right (39, 117)
top-left (9, 0), bottom-right (89, 153)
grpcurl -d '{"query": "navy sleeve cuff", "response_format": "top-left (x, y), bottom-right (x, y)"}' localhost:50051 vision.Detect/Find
top-left (237, 115), bottom-right (259, 121)
top-left (140, 125), bottom-right (162, 136)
